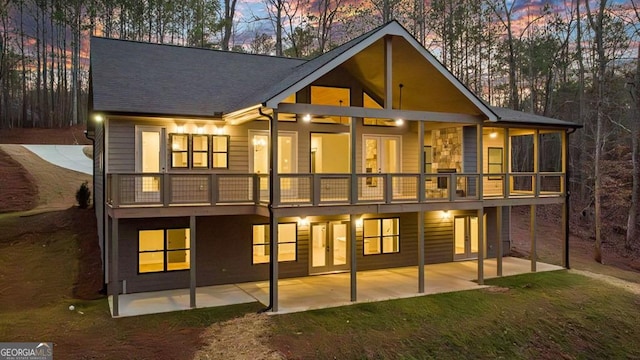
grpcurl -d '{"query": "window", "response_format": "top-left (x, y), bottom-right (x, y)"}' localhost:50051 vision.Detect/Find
top-left (139, 228), bottom-right (190, 273)
top-left (170, 134), bottom-right (189, 168)
top-left (212, 135), bottom-right (229, 168)
top-left (310, 86), bottom-right (350, 124)
top-left (363, 92), bottom-right (395, 126)
top-left (192, 135), bottom-right (209, 168)
top-left (363, 218), bottom-right (399, 255)
top-left (252, 223), bottom-right (297, 264)
top-left (488, 147), bottom-right (503, 179)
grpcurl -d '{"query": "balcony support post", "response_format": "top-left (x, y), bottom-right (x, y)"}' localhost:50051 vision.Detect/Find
top-left (350, 116), bottom-right (357, 205)
top-left (418, 121), bottom-right (425, 203)
top-left (189, 215), bottom-right (197, 308)
top-left (477, 123), bottom-right (483, 199)
top-left (418, 211), bottom-right (425, 293)
top-left (477, 207), bottom-right (485, 285)
top-left (496, 206), bottom-right (503, 276)
top-left (350, 213), bottom-right (358, 302)
top-left (111, 217), bottom-right (119, 317)
top-left (531, 204), bottom-right (537, 272)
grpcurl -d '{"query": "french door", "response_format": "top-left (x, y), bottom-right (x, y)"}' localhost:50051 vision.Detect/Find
top-left (454, 216), bottom-right (479, 260)
top-left (363, 135), bottom-right (401, 197)
top-left (135, 126), bottom-right (165, 203)
top-left (310, 221), bottom-right (350, 274)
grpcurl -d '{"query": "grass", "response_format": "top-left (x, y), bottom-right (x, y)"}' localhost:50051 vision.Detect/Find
top-left (0, 209), bottom-right (262, 360)
top-left (270, 271), bottom-right (640, 359)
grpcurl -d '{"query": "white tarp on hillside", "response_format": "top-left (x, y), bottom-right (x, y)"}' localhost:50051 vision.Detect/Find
top-left (23, 145), bottom-right (92, 175)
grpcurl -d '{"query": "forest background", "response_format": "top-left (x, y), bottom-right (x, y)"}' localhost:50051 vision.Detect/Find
top-left (0, 0), bottom-right (638, 262)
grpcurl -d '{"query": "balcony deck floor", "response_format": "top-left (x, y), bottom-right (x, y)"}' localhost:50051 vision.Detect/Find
top-left (108, 257), bottom-right (563, 317)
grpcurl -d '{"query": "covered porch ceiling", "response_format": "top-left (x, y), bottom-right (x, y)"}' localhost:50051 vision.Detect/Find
top-left (338, 36), bottom-right (485, 117)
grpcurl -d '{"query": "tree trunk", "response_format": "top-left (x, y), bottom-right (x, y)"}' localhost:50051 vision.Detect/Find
top-left (627, 42), bottom-right (640, 249)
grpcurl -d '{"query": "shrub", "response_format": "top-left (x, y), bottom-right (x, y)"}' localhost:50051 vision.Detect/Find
top-left (76, 181), bottom-right (91, 209)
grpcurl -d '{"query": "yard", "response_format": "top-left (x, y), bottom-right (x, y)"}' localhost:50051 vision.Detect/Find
top-left (1, 129), bottom-right (640, 359)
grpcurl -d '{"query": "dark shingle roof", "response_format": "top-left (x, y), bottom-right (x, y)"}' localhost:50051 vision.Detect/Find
top-left (90, 38), bottom-right (304, 117)
top-left (492, 106), bottom-right (581, 129)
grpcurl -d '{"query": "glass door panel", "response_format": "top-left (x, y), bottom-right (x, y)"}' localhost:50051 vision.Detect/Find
top-left (470, 216), bottom-right (479, 255)
top-left (454, 217), bottom-right (466, 256)
top-left (311, 224), bottom-right (326, 268)
top-left (332, 223), bottom-right (347, 266)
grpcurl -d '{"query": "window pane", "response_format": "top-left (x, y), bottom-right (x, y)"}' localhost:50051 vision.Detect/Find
top-left (253, 245), bottom-right (269, 264)
top-left (278, 223), bottom-right (296, 242)
top-left (212, 136), bottom-right (228, 151)
top-left (253, 225), bottom-right (268, 245)
top-left (139, 252), bottom-right (164, 273)
top-left (192, 152), bottom-right (208, 167)
top-left (212, 153), bottom-right (227, 168)
top-left (172, 134), bottom-right (188, 151)
top-left (278, 243), bottom-right (296, 261)
top-left (364, 238), bottom-right (380, 255)
top-left (193, 135), bottom-right (208, 151)
top-left (139, 230), bottom-right (164, 251)
top-left (167, 229), bottom-right (190, 250)
top-left (167, 250), bottom-right (190, 270)
top-left (382, 218), bottom-right (398, 236)
top-left (172, 152), bottom-right (188, 167)
top-left (383, 236), bottom-right (399, 253)
top-left (363, 219), bottom-right (380, 237)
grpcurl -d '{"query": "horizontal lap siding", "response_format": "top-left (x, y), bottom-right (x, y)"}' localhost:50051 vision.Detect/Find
top-left (108, 120), bottom-right (136, 172)
top-left (424, 211), bottom-right (454, 263)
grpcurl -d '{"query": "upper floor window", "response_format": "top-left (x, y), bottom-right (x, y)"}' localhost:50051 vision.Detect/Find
top-left (169, 133), bottom-right (229, 170)
top-left (212, 135), bottom-right (229, 168)
top-left (310, 86), bottom-right (350, 124)
top-left (363, 92), bottom-right (396, 126)
top-left (170, 134), bottom-right (189, 168)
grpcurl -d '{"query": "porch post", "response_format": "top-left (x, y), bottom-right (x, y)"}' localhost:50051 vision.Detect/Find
top-left (269, 110), bottom-right (279, 312)
top-left (350, 213), bottom-right (357, 302)
top-left (418, 211), bottom-right (425, 293)
top-left (189, 215), bottom-right (196, 308)
top-left (111, 217), bottom-right (119, 317)
top-left (350, 115), bottom-right (357, 205)
top-left (418, 121), bottom-right (425, 202)
top-left (531, 205), bottom-right (537, 272)
top-left (477, 208), bottom-right (484, 285)
top-left (384, 36), bottom-right (393, 109)
top-left (496, 207), bottom-right (503, 277)
top-left (563, 130), bottom-right (571, 269)
top-left (477, 123), bottom-right (483, 199)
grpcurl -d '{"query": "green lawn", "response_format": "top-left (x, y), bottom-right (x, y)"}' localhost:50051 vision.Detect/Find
top-left (270, 271), bottom-right (640, 359)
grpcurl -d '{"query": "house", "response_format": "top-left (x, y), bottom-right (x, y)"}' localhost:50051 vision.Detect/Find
top-left (88, 21), bottom-right (580, 317)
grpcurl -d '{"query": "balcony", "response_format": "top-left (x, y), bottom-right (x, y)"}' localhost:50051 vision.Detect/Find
top-left (106, 172), bottom-right (564, 209)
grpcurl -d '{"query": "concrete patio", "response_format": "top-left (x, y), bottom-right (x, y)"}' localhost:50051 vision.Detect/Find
top-left (108, 257), bottom-right (563, 317)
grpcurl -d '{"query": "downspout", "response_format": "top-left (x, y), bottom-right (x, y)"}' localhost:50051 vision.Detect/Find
top-left (257, 106), bottom-right (274, 314)
top-left (565, 127), bottom-right (577, 269)
top-left (84, 128), bottom-right (107, 293)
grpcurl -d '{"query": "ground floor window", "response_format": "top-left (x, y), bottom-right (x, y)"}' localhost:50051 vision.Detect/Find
top-left (252, 223), bottom-right (297, 264)
top-left (139, 228), bottom-right (190, 273)
top-left (363, 218), bottom-right (399, 255)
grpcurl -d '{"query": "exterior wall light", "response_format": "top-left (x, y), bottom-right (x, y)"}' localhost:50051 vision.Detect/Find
top-left (395, 118), bottom-right (404, 126)
top-left (302, 114), bottom-right (311, 122)
top-left (94, 114), bottom-right (104, 122)
top-left (196, 126), bottom-right (205, 134)
top-left (355, 218), bottom-right (363, 228)
top-left (298, 217), bottom-right (309, 226)
top-left (489, 132), bottom-right (498, 139)
top-left (441, 210), bottom-right (450, 220)
top-left (176, 125), bottom-right (185, 134)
